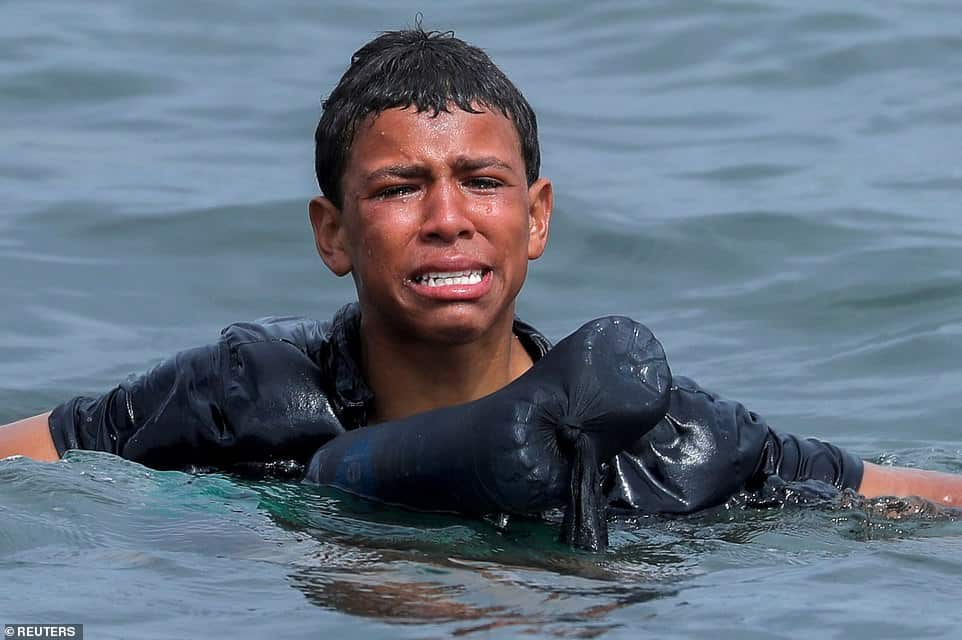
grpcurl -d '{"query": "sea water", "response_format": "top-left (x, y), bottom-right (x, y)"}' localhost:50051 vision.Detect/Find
top-left (3, 1), bottom-right (962, 637)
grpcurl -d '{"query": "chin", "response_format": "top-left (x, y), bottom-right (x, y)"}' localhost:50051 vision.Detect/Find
top-left (427, 325), bottom-right (488, 345)
top-left (406, 306), bottom-right (506, 346)
top-left (417, 317), bottom-right (490, 345)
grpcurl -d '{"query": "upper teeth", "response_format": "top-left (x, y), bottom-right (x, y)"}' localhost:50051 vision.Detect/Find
top-left (414, 270), bottom-right (484, 287)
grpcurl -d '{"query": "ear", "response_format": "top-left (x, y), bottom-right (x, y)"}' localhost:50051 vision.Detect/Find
top-left (309, 196), bottom-right (353, 276)
top-left (526, 178), bottom-right (553, 260)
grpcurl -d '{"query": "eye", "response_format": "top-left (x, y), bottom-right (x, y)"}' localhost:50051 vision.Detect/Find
top-left (375, 184), bottom-right (417, 200)
top-left (465, 177), bottom-right (502, 190)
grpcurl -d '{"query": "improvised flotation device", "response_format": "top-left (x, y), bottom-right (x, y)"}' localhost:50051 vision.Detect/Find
top-left (304, 316), bottom-right (672, 551)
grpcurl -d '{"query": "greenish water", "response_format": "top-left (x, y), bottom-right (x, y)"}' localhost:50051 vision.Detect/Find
top-left (3, 1), bottom-right (962, 637)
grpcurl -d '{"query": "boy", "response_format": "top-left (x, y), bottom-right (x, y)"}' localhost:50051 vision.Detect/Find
top-left (2, 27), bottom-right (960, 514)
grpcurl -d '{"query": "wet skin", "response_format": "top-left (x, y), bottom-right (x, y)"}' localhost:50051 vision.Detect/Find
top-left (310, 106), bottom-right (552, 348)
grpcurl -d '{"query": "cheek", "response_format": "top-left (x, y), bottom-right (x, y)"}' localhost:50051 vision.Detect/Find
top-left (354, 234), bottom-right (382, 272)
top-left (501, 208), bottom-right (534, 254)
top-left (353, 222), bottom-right (408, 277)
top-left (480, 197), bottom-right (530, 238)
top-left (355, 204), bottom-right (420, 251)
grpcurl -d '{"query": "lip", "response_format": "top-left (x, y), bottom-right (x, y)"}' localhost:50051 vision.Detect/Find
top-left (408, 257), bottom-right (490, 279)
top-left (405, 259), bottom-right (493, 302)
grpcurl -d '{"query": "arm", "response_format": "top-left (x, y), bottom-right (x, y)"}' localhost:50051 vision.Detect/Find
top-left (0, 412), bottom-right (59, 461)
top-left (608, 376), bottom-right (864, 514)
top-left (11, 320), bottom-right (345, 469)
top-left (609, 376), bottom-right (962, 513)
top-left (56, 337), bottom-right (345, 468)
top-left (859, 461), bottom-right (962, 507)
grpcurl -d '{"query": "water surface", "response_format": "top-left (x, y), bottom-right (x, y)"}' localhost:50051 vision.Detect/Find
top-left (3, 1), bottom-right (962, 637)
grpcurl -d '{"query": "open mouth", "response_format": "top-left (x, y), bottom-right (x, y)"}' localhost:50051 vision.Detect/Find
top-left (410, 269), bottom-right (488, 287)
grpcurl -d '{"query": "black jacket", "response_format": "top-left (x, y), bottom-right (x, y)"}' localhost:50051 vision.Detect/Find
top-left (49, 303), bottom-right (863, 514)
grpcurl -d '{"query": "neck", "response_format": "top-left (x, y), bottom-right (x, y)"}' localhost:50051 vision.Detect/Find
top-left (359, 314), bottom-right (534, 424)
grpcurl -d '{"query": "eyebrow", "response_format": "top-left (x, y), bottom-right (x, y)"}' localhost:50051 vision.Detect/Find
top-left (362, 164), bottom-right (431, 184)
top-left (451, 156), bottom-right (516, 173)
top-left (362, 156), bottom-right (516, 185)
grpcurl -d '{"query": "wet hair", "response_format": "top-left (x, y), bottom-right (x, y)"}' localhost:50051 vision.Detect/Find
top-left (314, 26), bottom-right (541, 208)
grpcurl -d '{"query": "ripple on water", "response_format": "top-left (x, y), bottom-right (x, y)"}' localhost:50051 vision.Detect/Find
top-left (4, 0), bottom-right (962, 636)
top-left (4, 67), bottom-right (180, 106)
top-left (4, 445), bottom-right (962, 635)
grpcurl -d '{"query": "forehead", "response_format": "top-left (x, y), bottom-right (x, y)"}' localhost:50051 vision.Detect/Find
top-left (344, 106), bottom-right (524, 176)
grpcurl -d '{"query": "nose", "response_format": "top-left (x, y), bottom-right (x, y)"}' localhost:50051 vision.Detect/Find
top-left (419, 182), bottom-right (476, 244)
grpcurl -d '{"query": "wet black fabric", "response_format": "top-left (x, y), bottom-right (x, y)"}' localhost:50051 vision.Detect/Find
top-left (305, 316), bottom-right (673, 550)
top-left (48, 302), bottom-right (863, 517)
top-left (48, 304), bottom-right (550, 470)
top-left (605, 376), bottom-right (864, 514)
top-left (51, 316), bottom-right (344, 469)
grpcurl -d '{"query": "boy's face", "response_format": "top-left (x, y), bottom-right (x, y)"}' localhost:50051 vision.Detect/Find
top-left (310, 106), bottom-right (552, 345)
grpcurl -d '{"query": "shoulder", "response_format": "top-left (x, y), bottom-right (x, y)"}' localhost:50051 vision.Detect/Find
top-left (215, 303), bottom-right (370, 425)
top-left (218, 303), bottom-right (359, 361)
top-left (221, 316), bottom-right (331, 358)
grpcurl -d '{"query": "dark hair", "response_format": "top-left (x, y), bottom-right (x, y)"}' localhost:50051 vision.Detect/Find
top-left (314, 27), bottom-right (541, 208)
